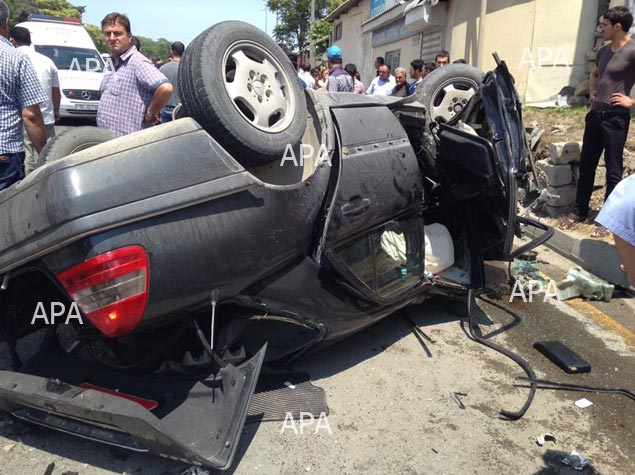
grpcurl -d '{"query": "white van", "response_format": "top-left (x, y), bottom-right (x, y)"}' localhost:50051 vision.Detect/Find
top-left (17, 15), bottom-right (106, 118)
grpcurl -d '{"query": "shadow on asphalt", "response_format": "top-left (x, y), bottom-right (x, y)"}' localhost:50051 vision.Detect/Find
top-left (294, 296), bottom-right (464, 382)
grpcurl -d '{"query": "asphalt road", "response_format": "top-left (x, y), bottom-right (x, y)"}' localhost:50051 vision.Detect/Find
top-left (1, 242), bottom-right (634, 475)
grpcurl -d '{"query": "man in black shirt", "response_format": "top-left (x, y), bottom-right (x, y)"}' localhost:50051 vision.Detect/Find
top-left (561, 6), bottom-right (635, 236)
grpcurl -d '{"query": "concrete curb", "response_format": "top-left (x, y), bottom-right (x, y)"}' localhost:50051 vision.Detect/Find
top-left (526, 222), bottom-right (630, 288)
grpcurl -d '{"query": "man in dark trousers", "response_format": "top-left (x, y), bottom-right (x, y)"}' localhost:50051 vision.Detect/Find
top-left (561, 6), bottom-right (635, 236)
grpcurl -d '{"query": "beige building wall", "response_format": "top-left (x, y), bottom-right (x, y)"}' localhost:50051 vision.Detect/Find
top-left (445, 0), bottom-right (599, 102)
top-left (370, 35), bottom-right (421, 80)
top-left (524, 0), bottom-right (599, 103)
top-left (333, 1), bottom-right (372, 75)
top-left (331, 0), bottom-right (599, 102)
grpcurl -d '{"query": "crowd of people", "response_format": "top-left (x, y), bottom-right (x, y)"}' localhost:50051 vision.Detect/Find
top-left (298, 47), bottom-right (465, 97)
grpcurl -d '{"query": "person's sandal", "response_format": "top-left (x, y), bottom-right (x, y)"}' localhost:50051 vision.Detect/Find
top-left (590, 225), bottom-right (611, 238)
top-left (559, 213), bottom-right (584, 231)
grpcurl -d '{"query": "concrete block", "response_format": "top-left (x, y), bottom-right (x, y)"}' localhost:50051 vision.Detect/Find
top-left (550, 142), bottom-right (581, 164)
top-left (535, 160), bottom-right (575, 186)
top-left (546, 184), bottom-right (577, 207)
top-left (572, 163), bottom-right (580, 183)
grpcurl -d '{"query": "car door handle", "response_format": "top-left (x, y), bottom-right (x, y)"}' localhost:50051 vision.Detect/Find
top-left (341, 198), bottom-right (371, 216)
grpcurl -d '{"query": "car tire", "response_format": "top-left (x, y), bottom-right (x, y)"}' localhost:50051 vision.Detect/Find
top-left (179, 21), bottom-right (307, 165)
top-left (37, 127), bottom-right (117, 167)
top-left (417, 64), bottom-right (484, 127)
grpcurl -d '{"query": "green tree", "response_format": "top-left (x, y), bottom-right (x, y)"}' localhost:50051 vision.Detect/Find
top-left (9, 0), bottom-right (82, 23)
top-left (84, 23), bottom-right (108, 53)
top-left (267, 0), bottom-right (344, 52)
top-left (309, 17), bottom-right (331, 57)
top-left (137, 36), bottom-right (171, 62)
top-left (35, 0), bottom-right (81, 17)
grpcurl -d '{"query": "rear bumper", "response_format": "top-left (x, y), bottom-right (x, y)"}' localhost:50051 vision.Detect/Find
top-left (0, 344), bottom-right (266, 470)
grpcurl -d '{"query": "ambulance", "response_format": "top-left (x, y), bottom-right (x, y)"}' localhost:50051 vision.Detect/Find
top-left (17, 15), bottom-right (106, 118)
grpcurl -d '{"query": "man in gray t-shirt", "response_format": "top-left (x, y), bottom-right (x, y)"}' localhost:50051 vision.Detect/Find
top-left (562, 6), bottom-right (635, 236)
top-left (159, 41), bottom-right (185, 123)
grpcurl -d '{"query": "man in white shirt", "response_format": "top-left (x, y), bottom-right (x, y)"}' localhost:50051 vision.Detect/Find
top-left (10, 26), bottom-right (60, 174)
top-left (366, 64), bottom-right (395, 95)
top-left (298, 63), bottom-right (314, 89)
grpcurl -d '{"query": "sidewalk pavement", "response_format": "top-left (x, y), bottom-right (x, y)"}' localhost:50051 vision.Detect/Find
top-left (525, 216), bottom-right (631, 289)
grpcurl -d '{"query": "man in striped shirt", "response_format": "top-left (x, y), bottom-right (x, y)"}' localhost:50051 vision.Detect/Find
top-left (97, 12), bottom-right (172, 136)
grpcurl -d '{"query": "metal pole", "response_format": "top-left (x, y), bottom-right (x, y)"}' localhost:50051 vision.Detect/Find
top-left (309, 0), bottom-right (315, 66)
top-left (476, 0), bottom-right (488, 69)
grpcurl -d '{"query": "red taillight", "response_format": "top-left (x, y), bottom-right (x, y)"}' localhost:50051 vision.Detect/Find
top-left (57, 246), bottom-right (149, 337)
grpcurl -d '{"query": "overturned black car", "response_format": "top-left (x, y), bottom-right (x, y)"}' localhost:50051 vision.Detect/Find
top-left (0, 22), bottom-right (551, 471)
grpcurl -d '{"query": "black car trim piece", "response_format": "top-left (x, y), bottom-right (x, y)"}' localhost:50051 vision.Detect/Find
top-left (0, 173), bottom-right (256, 274)
top-left (507, 217), bottom-right (554, 259)
top-left (465, 289), bottom-right (537, 420)
top-left (313, 119), bottom-right (344, 266)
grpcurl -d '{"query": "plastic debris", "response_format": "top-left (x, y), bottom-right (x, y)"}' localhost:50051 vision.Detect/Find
top-left (556, 267), bottom-right (614, 302)
top-left (284, 381), bottom-right (296, 389)
top-left (561, 451), bottom-right (590, 471)
top-left (574, 398), bottom-right (593, 409)
top-left (450, 392), bottom-right (467, 409)
top-left (511, 255), bottom-right (549, 293)
top-left (2, 443), bottom-right (16, 452)
top-left (536, 434), bottom-right (557, 446)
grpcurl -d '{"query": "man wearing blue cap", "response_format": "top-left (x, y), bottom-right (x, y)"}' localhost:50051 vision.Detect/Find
top-left (326, 45), bottom-right (353, 92)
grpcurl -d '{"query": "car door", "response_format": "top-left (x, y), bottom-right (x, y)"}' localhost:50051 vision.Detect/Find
top-left (319, 104), bottom-right (427, 303)
top-left (436, 57), bottom-right (542, 261)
